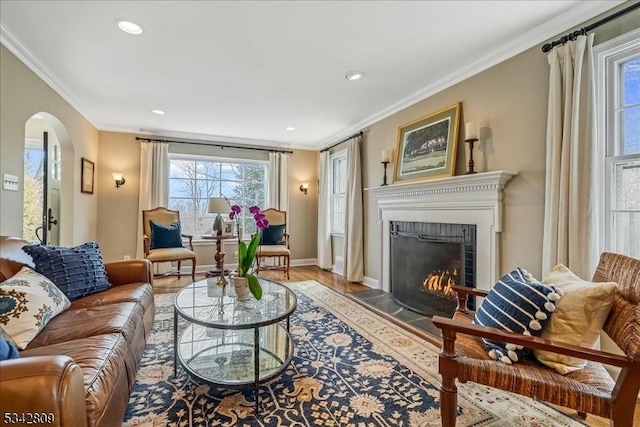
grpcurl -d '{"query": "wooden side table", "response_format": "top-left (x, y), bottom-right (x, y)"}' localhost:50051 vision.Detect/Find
top-left (202, 234), bottom-right (234, 277)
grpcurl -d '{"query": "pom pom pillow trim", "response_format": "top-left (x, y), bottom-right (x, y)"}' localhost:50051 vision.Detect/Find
top-left (474, 268), bottom-right (563, 364)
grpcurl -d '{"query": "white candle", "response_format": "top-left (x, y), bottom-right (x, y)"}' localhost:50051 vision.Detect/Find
top-left (381, 149), bottom-right (390, 163)
top-left (465, 122), bottom-right (477, 140)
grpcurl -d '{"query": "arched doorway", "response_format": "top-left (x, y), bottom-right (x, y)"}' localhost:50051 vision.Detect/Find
top-left (23, 113), bottom-right (73, 245)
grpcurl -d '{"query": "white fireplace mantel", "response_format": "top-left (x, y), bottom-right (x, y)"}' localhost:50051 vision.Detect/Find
top-left (366, 170), bottom-right (517, 292)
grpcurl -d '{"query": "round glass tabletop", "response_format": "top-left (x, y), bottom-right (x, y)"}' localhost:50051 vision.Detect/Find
top-left (174, 278), bottom-right (297, 329)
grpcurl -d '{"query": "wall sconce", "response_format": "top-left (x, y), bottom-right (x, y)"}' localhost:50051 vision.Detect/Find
top-left (112, 172), bottom-right (126, 189)
top-left (299, 182), bottom-right (309, 195)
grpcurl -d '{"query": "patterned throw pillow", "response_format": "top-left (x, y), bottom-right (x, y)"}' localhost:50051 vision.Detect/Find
top-left (22, 242), bottom-right (112, 301)
top-left (0, 267), bottom-right (71, 349)
top-left (149, 220), bottom-right (183, 249)
top-left (474, 268), bottom-right (563, 364)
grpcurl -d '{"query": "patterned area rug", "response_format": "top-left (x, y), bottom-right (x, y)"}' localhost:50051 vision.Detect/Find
top-left (124, 280), bottom-right (582, 426)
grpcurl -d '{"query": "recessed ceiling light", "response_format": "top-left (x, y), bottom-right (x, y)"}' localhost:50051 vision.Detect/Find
top-left (285, 126), bottom-right (296, 131)
top-left (345, 71), bottom-right (365, 81)
top-left (151, 109), bottom-right (165, 115)
top-left (117, 20), bottom-right (143, 35)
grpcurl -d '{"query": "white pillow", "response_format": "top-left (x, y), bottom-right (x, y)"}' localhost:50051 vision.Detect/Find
top-left (0, 266), bottom-right (71, 349)
top-left (533, 264), bottom-right (617, 374)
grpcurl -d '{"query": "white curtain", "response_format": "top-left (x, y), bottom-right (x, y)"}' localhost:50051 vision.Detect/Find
top-left (343, 135), bottom-right (364, 282)
top-left (542, 34), bottom-right (598, 278)
top-left (136, 142), bottom-right (169, 259)
top-left (317, 151), bottom-right (332, 269)
top-left (268, 152), bottom-right (290, 212)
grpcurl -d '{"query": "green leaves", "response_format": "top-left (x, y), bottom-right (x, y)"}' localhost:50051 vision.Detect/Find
top-left (246, 274), bottom-right (262, 300)
top-left (236, 232), bottom-right (263, 300)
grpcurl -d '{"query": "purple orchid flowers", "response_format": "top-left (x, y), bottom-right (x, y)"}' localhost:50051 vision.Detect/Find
top-left (229, 204), bottom-right (269, 230)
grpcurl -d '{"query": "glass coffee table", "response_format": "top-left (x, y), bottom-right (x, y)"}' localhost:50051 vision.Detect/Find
top-left (173, 278), bottom-right (297, 414)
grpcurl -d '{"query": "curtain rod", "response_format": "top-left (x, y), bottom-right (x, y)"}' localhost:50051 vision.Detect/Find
top-left (135, 137), bottom-right (293, 154)
top-left (541, 2), bottom-right (640, 52)
top-left (319, 131), bottom-right (364, 153)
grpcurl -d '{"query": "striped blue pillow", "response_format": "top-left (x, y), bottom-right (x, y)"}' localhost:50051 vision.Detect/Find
top-left (22, 242), bottom-right (112, 301)
top-left (474, 268), bottom-right (563, 364)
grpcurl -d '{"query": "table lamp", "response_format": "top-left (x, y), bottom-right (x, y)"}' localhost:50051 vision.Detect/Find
top-left (208, 197), bottom-right (231, 236)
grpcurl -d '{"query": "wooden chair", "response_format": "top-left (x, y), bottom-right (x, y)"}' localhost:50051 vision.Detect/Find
top-left (142, 207), bottom-right (196, 281)
top-left (255, 208), bottom-right (290, 279)
top-left (432, 252), bottom-right (640, 427)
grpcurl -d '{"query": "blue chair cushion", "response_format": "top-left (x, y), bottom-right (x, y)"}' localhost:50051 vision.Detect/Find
top-left (149, 220), bottom-right (183, 249)
top-left (22, 242), bottom-right (112, 301)
top-left (473, 267), bottom-right (563, 364)
top-left (261, 224), bottom-right (286, 245)
top-left (0, 334), bottom-right (19, 360)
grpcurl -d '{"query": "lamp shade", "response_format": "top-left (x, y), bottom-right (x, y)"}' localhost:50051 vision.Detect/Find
top-left (207, 197), bottom-right (230, 214)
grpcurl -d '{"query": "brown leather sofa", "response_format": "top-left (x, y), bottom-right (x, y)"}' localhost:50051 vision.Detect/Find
top-left (0, 237), bottom-right (155, 427)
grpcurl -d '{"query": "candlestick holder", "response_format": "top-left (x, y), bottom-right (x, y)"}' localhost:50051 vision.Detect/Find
top-left (464, 138), bottom-right (478, 174)
top-left (381, 161), bottom-right (390, 186)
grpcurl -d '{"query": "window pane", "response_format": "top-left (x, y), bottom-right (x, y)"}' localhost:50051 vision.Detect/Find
top-left (169, 157), bottom-right (268, 237)
top-left (623, 58), bottom-right (640, 107)
top-left (612, 212), bottom-right (640, 258)
top-left (623, 104), bottom-right (640, 155)
top-left (614, 159), bottom-right (640, 209)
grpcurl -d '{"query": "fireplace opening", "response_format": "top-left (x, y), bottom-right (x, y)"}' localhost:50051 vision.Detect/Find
top-left (390, 222), bottom-right (476, 318)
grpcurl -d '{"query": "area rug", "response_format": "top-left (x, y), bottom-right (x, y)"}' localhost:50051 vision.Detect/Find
top-left (124, 280), bottom-right (583, 426)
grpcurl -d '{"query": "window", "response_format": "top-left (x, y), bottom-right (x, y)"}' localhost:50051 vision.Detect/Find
top-left (596, 29), bottom-right (640, 258)
top-left (330, 151), bottom-right (347, 234)
top-left (168, 156), bottom-right (268, 238)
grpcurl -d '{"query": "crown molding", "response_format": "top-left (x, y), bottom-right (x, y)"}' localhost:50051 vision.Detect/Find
top-left (99, 124), bottom-right (304, 150)
top-left (316, 0), bottom-right (624, 148)
top-left (2, 1), bottom-right (624, 151)
top-left (0, 22), bottom-right (101, 129)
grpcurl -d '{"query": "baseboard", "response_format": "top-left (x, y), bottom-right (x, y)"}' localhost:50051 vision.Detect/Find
top-left (362, 276), bottom-right (380, 289)
top-left (291, 258), bottom-right (318, 267)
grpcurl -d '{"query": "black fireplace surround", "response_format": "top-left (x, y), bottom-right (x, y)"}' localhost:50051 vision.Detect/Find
top-left (390, 222), bottom-right (476, 317)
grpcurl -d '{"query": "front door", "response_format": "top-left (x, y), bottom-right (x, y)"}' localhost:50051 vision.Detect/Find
top-left (42, 131), bottom-right (60, 245)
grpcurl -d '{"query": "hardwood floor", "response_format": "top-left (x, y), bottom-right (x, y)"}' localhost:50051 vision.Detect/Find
top-left (152, 266), bottom-right (636, 427)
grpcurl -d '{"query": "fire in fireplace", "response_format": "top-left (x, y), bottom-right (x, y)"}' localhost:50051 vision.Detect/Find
top-left (423, 268), bottom-right (459, 297)
top-left (390, 222), bottom-right (476, 318)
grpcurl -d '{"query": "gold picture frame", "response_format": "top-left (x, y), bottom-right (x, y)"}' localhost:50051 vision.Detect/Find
top-left (81, 157), bottom-right (94, 194)
top-left (393, 103), bottom-right (461, 183)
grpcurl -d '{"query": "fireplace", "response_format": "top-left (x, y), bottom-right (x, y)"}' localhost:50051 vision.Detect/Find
top-left (390, 222), bottom-right (476, 317)
top-left (366, 171), bottom-right (515, 295)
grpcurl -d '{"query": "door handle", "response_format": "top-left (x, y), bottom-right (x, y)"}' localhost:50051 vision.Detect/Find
top-left (47, 208), bottom-right (58, 230)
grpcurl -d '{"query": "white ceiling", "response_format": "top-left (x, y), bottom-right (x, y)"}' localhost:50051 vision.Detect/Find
top-left (0, 1), bottom-right (621, 150)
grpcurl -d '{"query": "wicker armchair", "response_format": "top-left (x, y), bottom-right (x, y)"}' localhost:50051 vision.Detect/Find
top-left (432, 252), bottom-right (640, 427)
top-left (142, 207), bottom-right (196, 281)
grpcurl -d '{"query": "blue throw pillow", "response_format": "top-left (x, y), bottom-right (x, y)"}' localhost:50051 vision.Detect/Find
top-left (149, 220), bottom-right (183, 249)
top-left (0, 334), bottom-right (19, 360)
top-left (261, 224), bottom-right (286, 245)
top-left (474, 268), bottom-right (563, 364)
top-left (22, 242), bottom-right (112, 301)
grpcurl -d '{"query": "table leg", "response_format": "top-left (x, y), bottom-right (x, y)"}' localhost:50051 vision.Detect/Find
top-left (173, 307), bottom-right (178, 377)
top-left (254, 327), bottom-right (259, 416)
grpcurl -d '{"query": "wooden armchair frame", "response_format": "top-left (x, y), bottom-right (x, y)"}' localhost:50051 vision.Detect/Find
top-left (432, 252), bottom-right (640, 427)
top-left (142, 207), bottom-right (196, 281)
top-left (255, 208), bottom-right (290, 279)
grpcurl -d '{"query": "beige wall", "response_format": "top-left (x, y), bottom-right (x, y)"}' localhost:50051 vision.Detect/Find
top-left (0, 45), bottom-right (99, 244)
top-left (96, 131), bottom-right (141, 261)
top-left (361, 5), bottom-right (640, 283)
top-left (96, 131), bottom-right (319, 263)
